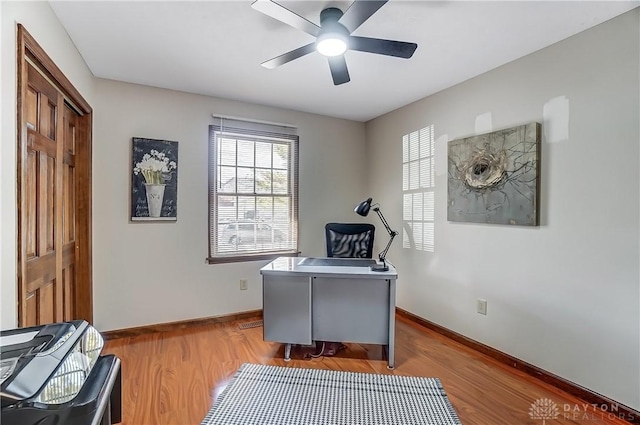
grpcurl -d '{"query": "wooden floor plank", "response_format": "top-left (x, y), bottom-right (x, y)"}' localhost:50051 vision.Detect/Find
top-left (103, 315), bottom-right (635, 425)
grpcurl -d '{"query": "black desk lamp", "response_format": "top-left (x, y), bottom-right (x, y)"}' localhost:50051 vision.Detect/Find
top-left (354, 197), bottom-right (398, 272)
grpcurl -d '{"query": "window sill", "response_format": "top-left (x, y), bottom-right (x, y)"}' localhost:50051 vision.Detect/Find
top-left (206, 251), bottom-right (300, 264)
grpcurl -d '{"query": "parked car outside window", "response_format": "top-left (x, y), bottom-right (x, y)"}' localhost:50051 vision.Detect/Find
top-left (221, 221), bottom-right (284, 246)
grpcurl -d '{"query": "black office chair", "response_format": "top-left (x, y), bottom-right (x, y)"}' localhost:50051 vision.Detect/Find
top-left (325, 223), bottom-right (375, 259)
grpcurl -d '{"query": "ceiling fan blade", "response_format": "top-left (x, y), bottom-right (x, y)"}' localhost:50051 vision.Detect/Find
top-left (261, 43), bottom-right (317, 69)
top-left (251, 0), bottom-right (321, 37)
top-left (339, 0), bottom-right (387, 34)
top-left (328, 56), bottom-right (350, 85)
top-left (350, 36), bottom-right (417, 59)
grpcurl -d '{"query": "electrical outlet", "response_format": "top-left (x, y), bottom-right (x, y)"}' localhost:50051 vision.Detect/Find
top-left (477, 299), bottom-right (487, 315)
top-left (240, 279), bottom-right (248, 291)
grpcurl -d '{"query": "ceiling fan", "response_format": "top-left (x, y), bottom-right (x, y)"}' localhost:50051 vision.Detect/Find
top-left (251, 0), bottom-right (418, 85)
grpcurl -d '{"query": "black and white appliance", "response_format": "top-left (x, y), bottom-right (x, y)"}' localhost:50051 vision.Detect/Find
top-left (1, 320), bottom-right (121, 425)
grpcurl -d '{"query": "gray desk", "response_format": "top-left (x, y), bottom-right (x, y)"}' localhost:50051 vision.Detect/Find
top-left (260, 257), bottom-right (398, 368)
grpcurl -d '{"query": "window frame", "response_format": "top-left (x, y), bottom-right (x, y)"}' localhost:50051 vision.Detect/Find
top-left (207, 119), bottom-right (299, 264)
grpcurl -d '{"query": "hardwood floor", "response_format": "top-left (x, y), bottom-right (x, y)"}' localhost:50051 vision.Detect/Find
top-left (103, 315), bottom-right (635, 425)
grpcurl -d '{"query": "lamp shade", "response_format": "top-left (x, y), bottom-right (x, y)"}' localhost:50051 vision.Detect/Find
top-left (354, 198), bottom-right (372, 217)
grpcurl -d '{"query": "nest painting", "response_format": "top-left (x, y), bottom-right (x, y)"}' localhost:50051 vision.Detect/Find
top-left (447, 123), bottom-right (540, 226)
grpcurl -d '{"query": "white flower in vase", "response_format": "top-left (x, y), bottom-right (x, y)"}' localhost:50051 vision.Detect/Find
top-left (133, 149), bottom-right (177, 185)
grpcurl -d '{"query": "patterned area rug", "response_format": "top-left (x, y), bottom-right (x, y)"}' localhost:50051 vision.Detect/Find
top-left (201, 363), bottom-right (462, 425)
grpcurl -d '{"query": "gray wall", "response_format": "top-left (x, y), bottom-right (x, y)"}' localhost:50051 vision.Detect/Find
top-left (365, 9), bottom-right (639, 409)
top-left (92, 79), bottom-right (367, 331)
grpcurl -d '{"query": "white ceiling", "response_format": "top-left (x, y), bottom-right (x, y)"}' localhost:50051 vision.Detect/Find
top-left (49, 1), bottom-right (638, 122)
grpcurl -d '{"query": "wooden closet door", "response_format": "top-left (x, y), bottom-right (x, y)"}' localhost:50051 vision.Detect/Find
top-left (20, 63), bottom-right (80, 326)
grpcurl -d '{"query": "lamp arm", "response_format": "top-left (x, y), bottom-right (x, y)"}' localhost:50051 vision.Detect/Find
top-left (377, 231), bottom-right (398, 264)
top-left (374, 207), bottom-right (399, 264)
top-left (374, 207), bottom-right (394, 236)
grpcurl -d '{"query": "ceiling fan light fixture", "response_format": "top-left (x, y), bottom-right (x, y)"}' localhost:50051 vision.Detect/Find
top-left (316, 32), bottom-right (348, 57)
top-left (252, 1), bottom-right (418, 85)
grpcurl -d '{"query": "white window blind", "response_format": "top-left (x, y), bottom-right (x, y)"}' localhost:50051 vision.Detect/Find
top-left (402, 125), bottom-right (435, 252)
top-left (208, 117), bottom-right (299, 263)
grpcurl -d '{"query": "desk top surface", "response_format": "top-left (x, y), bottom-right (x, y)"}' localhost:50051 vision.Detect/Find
top-left (260, 257), bottom-right (397, 278)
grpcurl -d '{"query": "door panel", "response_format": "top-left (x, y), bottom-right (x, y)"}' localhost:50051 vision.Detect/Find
top-left (26, 149), bottom-right (37, 258)
top-left (39, 149), bottom-right (56, 254)
top-left (38, 281), bottom-right (56, 324)
top-left (40, 96), bottom-right (56, 141)
top-left (25, 87), bottom-right (38, 130)
top-left (25, 294), bottom-right (37, 327)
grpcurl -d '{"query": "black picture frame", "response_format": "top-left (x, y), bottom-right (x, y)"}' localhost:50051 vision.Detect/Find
top-left (131, 137), bottom-right (178, 221)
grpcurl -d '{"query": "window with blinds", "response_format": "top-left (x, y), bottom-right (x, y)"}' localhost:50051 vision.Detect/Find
top-left (402, 125), bottom-right (435, 252)
top-left (208, 117), bottom-right (299, 263)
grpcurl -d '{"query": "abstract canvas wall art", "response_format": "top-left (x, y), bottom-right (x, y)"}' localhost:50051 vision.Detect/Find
top-left (447, 123), bottom-right (540, 226)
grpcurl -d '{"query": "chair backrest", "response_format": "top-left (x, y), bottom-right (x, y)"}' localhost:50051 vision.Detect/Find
top-left (325, 223), bottom-right (375, 258)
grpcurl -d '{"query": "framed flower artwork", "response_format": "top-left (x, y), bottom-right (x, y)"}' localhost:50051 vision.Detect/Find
top-left (131, 137), bottom-right (178, 221)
